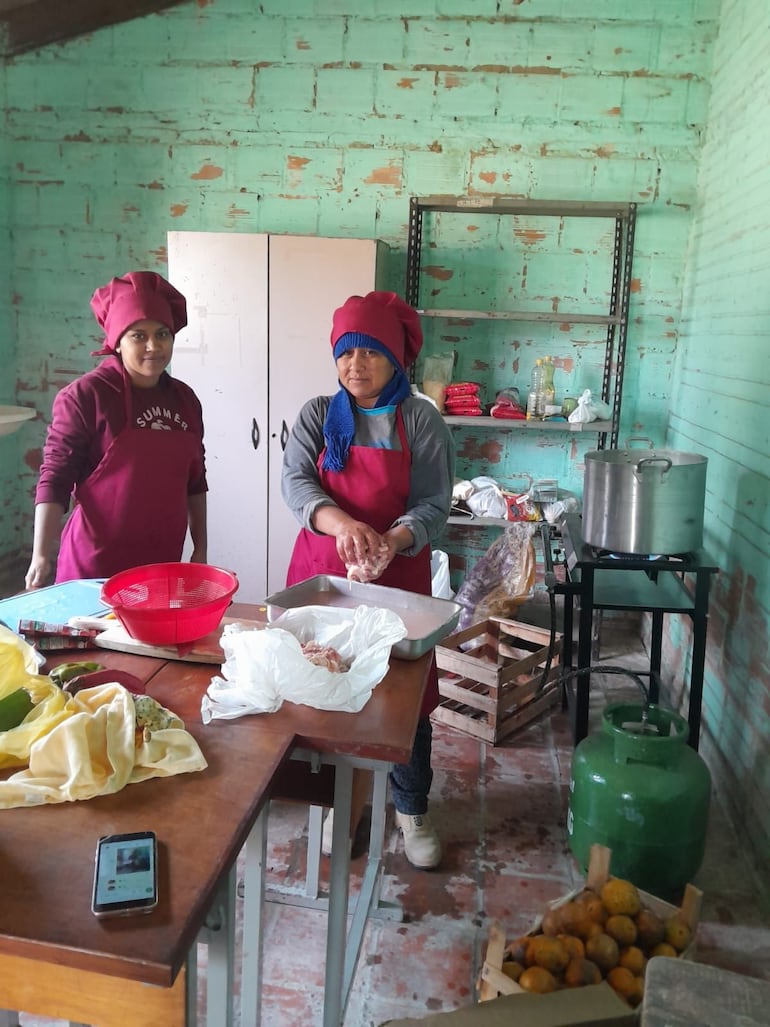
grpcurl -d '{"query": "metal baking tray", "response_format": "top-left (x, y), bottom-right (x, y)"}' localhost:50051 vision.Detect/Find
top-left (264, 575), bottom-right (462, 661)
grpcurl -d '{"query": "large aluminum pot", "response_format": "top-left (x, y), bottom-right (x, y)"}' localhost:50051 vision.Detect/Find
top-left (583, 438), bottom-right (707, 555)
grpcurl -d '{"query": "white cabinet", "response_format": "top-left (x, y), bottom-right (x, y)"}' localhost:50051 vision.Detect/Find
top-left (167, 232), bottom-right (389, 602)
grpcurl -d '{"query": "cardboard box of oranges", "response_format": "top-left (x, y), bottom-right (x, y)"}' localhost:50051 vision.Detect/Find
top-left (477, 843), bottom-right (702, 1019)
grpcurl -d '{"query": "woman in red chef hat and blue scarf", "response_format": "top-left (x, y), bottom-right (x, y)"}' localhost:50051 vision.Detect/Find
top-left (282, 291), bottom-right (455, 869)
top-left (25, 271), bottom-right (207, 588)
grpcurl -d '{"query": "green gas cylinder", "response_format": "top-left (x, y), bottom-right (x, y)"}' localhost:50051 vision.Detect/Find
top-left (568, 703), bottom-right (711, 899)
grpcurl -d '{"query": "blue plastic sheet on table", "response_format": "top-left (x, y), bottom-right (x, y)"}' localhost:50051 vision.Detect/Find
top-left (0, 580), bottom-right (108, 634)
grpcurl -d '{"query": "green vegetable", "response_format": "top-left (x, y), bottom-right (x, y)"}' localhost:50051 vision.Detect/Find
top-left (49, 661), bottom-right (104, 687)
top-left (0, 687), bottom-right (35, 732)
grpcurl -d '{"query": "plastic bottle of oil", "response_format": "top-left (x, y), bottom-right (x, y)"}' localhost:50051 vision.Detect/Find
top-left (542, 356), bottom-right (556, 413)
top-left (526, 359), bottom-right (544, 420)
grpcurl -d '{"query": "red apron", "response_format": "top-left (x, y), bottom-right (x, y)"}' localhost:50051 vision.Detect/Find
top-left (287, 408), bottom-right (439, 716)
top-left (56, 372), bottom-right (201, 583)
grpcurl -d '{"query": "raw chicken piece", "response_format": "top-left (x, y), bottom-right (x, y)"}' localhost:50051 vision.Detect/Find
top-left (346, 546), bottom-right (389, 584)
top-left (300, 641), bottom-right (349, 673)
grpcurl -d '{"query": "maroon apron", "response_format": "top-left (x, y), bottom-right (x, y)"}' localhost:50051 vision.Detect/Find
top-left (287, 408), bottom-right (439, 715)
top-left (56, 373), bottom-right (201, 583)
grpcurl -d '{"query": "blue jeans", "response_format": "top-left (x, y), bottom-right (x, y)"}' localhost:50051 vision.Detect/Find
top-left (389, 715), bottom-right (433, 816)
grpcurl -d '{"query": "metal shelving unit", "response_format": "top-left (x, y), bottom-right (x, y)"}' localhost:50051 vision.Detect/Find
top-left (405, 196), bottom-right (638, 451)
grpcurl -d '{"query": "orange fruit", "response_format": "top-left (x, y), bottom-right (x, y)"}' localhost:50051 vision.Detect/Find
top-left (635, 907), bottom-right (666, 951)
top-left (619, 945), bottom-right (647, 976)
top-left (585, 932), bottom-right (620, 973)
top-left (665, 915), bottom-right (693, 952)
top-left (540, 908), bottom-right (562, 936)
top-left (627, 976), bottom-right (645, 1007)
top-left (582, 920), bottom-right (606, 941)
top-left (582, 894), bottom-right (609, 925)
top-left (605, 914), bottom-right (638, 947)
top-left (649, 942), bottom-right (678, 958)
top-left (506, 936), bottom-right (529, 964)
top-left (558, 933), bottom-right (586, 960)
top-left (601, 877), bottom-right (642, 917)
top-left (518, 966), bottom-right (558, 994)
top-left (558, 900), bottom-right (592, 938)
top-left (528, 935), bottom-right (570, 974)
top-left (501, 959), bottom-right (523, 982)
top-left (564, 956), bottom-right (602, 988)
top-left (607, 966), bottom-right (638, 1003)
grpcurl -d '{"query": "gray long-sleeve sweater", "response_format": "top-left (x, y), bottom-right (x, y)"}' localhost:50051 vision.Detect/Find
top-left (281, 393), bottom-right (455, 557)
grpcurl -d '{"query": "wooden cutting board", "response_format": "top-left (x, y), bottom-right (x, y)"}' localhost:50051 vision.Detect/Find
top-left (94, 616), bottom-right (265, 663)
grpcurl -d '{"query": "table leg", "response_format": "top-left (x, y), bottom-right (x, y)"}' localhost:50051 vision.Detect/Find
top-left (687, 570), bottom-right (711, 751)
top-left (324, 758), bottom-right (354, 1027)
top-left (575, 566), bottom-right (595, 743)
top-left (240, 804), bottom-right (269, 1027)
top-left (199, 869), bottom-right (236, 1027)
top-left (561, 585), bottom-right (574, 711)
top-left (649, 610), bottom-right (663, 703)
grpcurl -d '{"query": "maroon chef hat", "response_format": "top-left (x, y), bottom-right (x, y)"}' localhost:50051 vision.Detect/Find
top-left (330, 291), bottom-right (423, 370)
top-left (89, 271), bottom-right (188, 356)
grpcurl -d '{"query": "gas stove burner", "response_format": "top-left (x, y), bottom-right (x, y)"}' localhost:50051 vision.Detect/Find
top-left (592, 547), bottom-right (693, 563)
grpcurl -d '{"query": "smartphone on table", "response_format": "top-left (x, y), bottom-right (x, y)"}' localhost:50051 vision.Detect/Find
top-left (91, 830), bottom-right (158, 918)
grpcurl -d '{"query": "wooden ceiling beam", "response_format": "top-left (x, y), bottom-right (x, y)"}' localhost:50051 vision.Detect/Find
top-left (0, 0), bottom-right (188, 58)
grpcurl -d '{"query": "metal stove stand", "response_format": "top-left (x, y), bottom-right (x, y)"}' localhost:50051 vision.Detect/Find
top-left (543, 513), bottom-right (719, 750)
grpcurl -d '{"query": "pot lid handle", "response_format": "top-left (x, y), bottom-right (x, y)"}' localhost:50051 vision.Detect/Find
top-left (624, 435), bottom-right (655, 449)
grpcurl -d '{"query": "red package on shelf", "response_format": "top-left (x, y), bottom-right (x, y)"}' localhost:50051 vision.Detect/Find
top-left (446, 396), bottom-right (484, 408)
top-left (446, 405), bottom-right (484, 416)
top-left (445, 382), bottom-right (480, 397)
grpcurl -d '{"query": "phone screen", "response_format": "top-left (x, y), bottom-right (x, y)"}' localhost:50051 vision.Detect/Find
top-left (92, 831), bottom-right (158, 917)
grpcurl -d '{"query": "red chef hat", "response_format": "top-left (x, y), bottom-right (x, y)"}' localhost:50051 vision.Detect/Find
top-left (89, 271), bottom-right (188, 356)
top-left (330, 291), bottom-right (422, 370)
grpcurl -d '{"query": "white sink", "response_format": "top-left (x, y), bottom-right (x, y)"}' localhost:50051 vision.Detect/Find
top-left (0, 405), bottom-right (36, 437)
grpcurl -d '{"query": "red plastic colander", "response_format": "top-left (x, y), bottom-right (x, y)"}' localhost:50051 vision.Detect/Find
top-left (101, 562), bottom-right (239, 646)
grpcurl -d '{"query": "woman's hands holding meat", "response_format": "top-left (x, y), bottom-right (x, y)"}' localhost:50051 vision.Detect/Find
top-left (311, 506), bottom-right (413, 582)
top-left (335, 520), bottom-right (389, 576)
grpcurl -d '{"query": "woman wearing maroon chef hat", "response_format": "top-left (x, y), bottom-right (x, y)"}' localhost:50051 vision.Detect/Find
top-left (25, 271), bottom-right (208, 587)
top-left (281, 291), bottom-right (455, 870)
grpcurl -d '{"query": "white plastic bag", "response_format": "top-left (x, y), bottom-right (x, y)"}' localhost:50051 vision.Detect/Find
top-left (201, 605), bottom-right (407, 721)
top-left (568, 389), bottom-right (612, 424)
top-left (466, 476), bottom-right (508, 520)
top-left (431, 550), bottom-right (454, 599)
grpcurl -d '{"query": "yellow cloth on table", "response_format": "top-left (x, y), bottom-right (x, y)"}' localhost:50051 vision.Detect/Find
top-left (0, 682), bottom-right (208, 809)
top-left (0, 624), bottom-right (70, 769)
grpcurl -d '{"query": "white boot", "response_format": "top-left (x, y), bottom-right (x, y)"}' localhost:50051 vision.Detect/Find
top-left (395, 811), bottom-right (441, 869)
top-left (321, 809), bottom-right (352, 857)
top-left (321, 809), bottom-right (334, 856)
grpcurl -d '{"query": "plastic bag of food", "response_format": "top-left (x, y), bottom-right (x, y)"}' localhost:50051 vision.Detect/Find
top-left (201, 605), bottom-right (407, 720)
top-left (466, 476), bottom-right (508, 520)
top-left (568, 388), bottom-right (612, 424)
top-left (421, 352), bottom-right (456, 412)
top-left (490, 388), bottom-right (526, 420)
top-left (454, 523), bottom-right (537, 630)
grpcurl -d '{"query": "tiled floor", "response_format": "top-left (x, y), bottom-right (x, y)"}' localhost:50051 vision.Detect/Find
top-left (17, 624), bottom-right (770, 1026)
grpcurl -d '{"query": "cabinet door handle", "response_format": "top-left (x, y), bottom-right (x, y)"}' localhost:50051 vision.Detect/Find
top-left (251, 418), bottom-right (260, 451)
top-left (280, 420), bottom-right (289, 451)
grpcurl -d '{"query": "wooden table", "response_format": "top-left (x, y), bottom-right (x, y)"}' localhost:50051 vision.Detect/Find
top-left (0, 645), bottom-right (292, 1027)
top-left (0, 602), bottom-right (432, 1027)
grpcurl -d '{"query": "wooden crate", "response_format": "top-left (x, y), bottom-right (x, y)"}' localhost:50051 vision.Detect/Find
top-left (434, 617), bottom-right (563, 745)
top-left (478, 843), bottom-right (702, 1006)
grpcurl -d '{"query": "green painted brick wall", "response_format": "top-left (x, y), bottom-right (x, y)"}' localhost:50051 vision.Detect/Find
top-left (663, 0), bottom-right (770, 882)
top-left (2, 0), bottom-right (767, 874)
